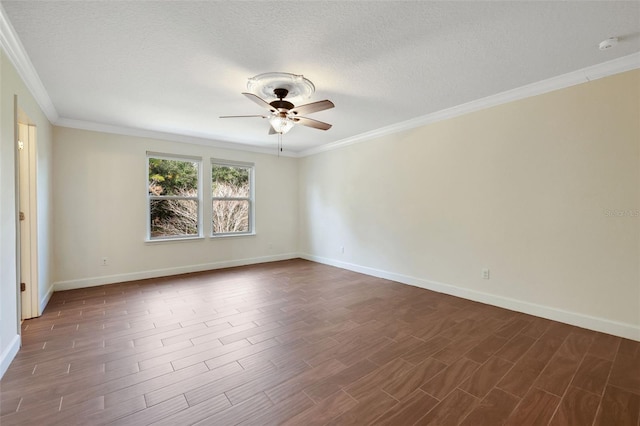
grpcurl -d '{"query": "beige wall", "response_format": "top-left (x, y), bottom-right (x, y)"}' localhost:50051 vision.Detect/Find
top-left (0, 49), bottom-right (54, 376)
top-left (299, 70), bottom-right (640, 339)
top-left (52, 127), bottom-right (298, 288)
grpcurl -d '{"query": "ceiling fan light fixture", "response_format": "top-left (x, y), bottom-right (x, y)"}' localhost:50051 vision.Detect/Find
top-left (269, 115), bottom-right (295, 134)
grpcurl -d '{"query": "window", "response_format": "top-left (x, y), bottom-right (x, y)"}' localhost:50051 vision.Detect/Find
top-left (211, 159), bottom-right (254, 236)
top-left (147, 153), bottom-right (202, 240)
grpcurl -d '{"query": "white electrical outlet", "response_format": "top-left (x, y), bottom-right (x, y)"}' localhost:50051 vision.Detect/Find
top-left (102, 257), bottom-right (108, 266)
top-left (482, 268), bottom-right (490, 279)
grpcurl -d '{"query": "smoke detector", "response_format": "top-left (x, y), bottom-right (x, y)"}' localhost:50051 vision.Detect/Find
top-left (599, 37), bottom-right (618, 51)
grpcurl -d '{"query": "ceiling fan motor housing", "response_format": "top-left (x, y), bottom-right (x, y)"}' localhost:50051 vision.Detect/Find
top-left (270, 88), bottom-right (295, 111)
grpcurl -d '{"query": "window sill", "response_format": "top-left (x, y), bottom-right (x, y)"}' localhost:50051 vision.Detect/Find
top-left (145, 236), bottom-right (205, 244)
top-left (210, 232), bottom-right (256, 239)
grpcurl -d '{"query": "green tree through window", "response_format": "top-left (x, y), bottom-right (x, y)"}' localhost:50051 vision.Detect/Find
top-left (148, 156), bottom-right (200, 238)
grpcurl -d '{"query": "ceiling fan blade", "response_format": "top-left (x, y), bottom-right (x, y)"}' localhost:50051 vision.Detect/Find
top-left (242, 92), bottom-right (278, 113)
top-left (219, 115), bottom-right (267, 119)
top-left (290, 100), bottom-right (334, 116)
top-left (293, 116), bottom-right (332, 131)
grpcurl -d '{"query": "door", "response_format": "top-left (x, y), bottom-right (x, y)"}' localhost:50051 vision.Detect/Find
top-left (17, 121), bottom-right (38, 320)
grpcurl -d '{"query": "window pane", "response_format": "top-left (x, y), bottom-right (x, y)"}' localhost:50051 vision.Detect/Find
top-left (149, 158), bottom-right (198, 197)
top-left (212, 165), bottom-right (250, 197)
top-left (150, 199), bottom-right (199, 238)
top-left (212, 200), bottom-right (249, 234)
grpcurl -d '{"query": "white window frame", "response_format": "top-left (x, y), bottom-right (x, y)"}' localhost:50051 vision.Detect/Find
top-left (146, 152), bottom-right (203, 242)
top-left (211, 158), bottom-right (255, 237)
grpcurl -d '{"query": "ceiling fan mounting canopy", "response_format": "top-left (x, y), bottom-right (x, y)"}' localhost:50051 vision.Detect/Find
top-left (246, 72), bottom-right (315, 103)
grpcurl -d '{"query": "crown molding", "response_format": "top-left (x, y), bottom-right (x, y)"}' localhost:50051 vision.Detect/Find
top-left (299, 52), bottom-right (640, 157)
top-left (55, 117), bottom-right (298, 157)
top-left (0, 3), bottom-right (58, 122)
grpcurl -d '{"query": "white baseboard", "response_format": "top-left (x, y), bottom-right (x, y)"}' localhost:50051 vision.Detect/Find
top-left (0, 334), bottom-right (21, 379)
top-left (300, 253), bottom-right (640, 342)
top-left (49, 251), bottom-right (639, 341)
top-left (53, 253), bottom-right (299, 291)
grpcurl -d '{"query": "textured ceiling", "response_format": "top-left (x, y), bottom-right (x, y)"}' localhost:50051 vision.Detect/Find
top-left (2, 1), bottom-right (639, 153)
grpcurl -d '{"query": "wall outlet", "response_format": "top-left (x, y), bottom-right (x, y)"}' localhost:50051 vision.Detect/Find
top-left (101, 257), bottom-right (109, 266)
top-left (482, 268), bottom-right (490, 279)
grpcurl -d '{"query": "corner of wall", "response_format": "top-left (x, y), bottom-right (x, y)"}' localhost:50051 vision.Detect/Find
top-left (0, 334), bottom-right (20, 379)
top-left (39, 284), bottom-right (53, 315)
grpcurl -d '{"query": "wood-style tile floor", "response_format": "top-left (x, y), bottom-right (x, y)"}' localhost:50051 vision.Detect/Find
top-left (1, 259), bottom-right (638, 425)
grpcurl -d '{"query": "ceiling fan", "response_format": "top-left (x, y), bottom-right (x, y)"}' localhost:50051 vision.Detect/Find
top-left (221, 87), bottom-right (334, 135)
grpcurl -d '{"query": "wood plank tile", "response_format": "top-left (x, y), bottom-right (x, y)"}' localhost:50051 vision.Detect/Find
top-left (571, 354), bottom-right (613, 395)
top-left (556, 332), bottom-right (594, 360)
top-left (534, 352), bottom-right (581, 397)
top-left (324, 390), bottom-right (398, 426)
top-left (465, 334), bottom-right (509, 364)
top-left (183, 360), bottom-right (278, 406)
top-left (265, 358), bottom-right (346, 404)
top-left (548, 386), bottom-right (601, 426)
top-left (374, 389), bottom-right (438, 426)
top-left (343, 358), bottom-right (415, 401)
top-left (459, 355), bottom-right (513, 399)
top-left (594, 385), bottom-right (640, 426)
top-left (588, 332), bottom-right (621, 361)
top-left (60, 363), bottom-right (175, 408)
top-left (84, 394), bottom-right (148, 425)
top-left (495, 318), bottom-right (531, 340)
top-left (617, 338), bottom-right (640, 357)
top-left (421, 356), bottom-right (480, 400)
top-left (269, 337), bottom-right (341, 369)
top-left (504, 388), bottom-right (560, 426)
top-left (152, 393), bottom-right (232, 426)
top-left (401, 335), bottom-right (452, 365)
top-left (224, 360), bottom-right (311, 405)
top-left (382, 357), bottom-right (447, 401)
top-left (432, 335), bottom-right (485, 365)
top-left (203, 338), bottom-right (281, 371)
top-left (519, 317), bottom-right (552, 339)
top-left (303, 359), bottom-right (379, 403)
top-left (111, 394), bottom-right (188, 426)
top-left (608, 345), bottom-right (640, 395)
top-left (495, 334), bottom-right (536, 363)
top-left (104, 361), bottom-right (208, 407)
top-left (460, 388), bottom-right (520, 426)
top-left (415, 388), bottom-right (480, 425)
top-left (497, 333), bottom-right (565, 398)
top-left (368, 336), bottom-right (427, 366)
top-left (283, 390), bottom-right (357, 426)
top-left (238, 391), bottom-right (314, 425)
top-left (144, 361), bottom-right (243, 407)
top-left (304, 335), bottom-right (389, 367)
